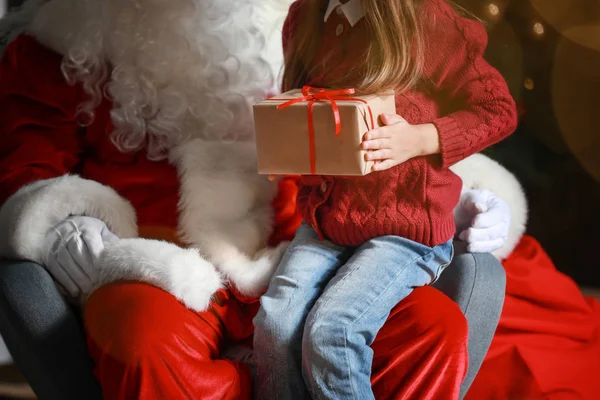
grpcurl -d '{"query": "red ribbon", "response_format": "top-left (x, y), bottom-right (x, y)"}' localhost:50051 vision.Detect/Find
top-left (275, 86), bottom-right (375, 174)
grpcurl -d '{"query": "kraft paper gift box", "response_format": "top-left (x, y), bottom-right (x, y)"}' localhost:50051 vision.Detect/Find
top-left (253, 87), bottom-right (396, 176)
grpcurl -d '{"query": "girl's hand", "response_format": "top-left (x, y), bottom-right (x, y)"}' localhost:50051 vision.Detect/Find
top-left (361, 114), bottom-right (441, 172)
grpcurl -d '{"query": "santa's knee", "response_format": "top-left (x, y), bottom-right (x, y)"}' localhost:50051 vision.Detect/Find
top-left (404, 286), bottom-right (469, 351)
top-left (84, 282), bottom-right (218, 366)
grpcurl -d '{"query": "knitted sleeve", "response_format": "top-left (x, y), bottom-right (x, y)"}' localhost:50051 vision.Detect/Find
top-left (423, 0), bottom-right (518, 168)
top-left (268, 175), bottom-right (302, 247)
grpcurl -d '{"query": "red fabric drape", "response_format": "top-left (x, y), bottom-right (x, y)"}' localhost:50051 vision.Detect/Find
top-left (467, 236), bottom-right (600, 399)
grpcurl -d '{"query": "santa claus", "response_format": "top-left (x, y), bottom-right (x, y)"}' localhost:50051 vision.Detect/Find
top-left (0, 0), bottom-right (530, 399)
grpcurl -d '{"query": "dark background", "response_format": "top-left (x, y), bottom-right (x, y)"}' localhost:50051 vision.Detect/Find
top-left (458, 0), bottom-right (600, 287)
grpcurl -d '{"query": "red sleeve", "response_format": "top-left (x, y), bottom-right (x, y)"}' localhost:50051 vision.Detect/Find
top-left (268, 175), bottom-right (302, 246)
top-left (0, 34), bottom-right (83, 205)
top-left (423, 0), bottom-right (518, 167)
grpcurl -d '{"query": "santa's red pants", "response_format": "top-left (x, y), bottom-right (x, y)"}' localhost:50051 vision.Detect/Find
top-left (85, 284), bottom-right (468, 399)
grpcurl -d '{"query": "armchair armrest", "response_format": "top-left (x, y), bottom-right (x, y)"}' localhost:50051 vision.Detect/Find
top-left (433, 252), bottom-right (506, 399)
top-left (0, 259), bottom-right (102, 399)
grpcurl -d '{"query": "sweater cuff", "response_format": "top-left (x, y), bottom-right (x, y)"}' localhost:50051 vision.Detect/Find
top-left (433, 116), bottom-right (465, 168)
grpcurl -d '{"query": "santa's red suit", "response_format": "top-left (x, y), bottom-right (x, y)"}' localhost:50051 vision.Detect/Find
top-left (0, 0), bottom-right (598, 399)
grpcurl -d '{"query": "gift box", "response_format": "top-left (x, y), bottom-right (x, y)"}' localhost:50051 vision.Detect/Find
top-left (253, 87), bottom-right (396, 176)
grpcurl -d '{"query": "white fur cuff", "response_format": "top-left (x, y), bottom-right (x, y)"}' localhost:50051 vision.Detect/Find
top-left (0, 175), bottom-right (138, 263)
top-left (216, 241), bottom-right (290, 298)
top-left (97, 238), bottom-right (224, 312)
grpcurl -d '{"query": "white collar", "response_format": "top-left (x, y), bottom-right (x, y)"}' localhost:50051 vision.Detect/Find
top-left (324, 0), bottom-right (364, 27)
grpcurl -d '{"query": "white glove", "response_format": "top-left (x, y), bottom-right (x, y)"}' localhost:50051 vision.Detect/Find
top-left (454, 189), bottom-right (511, 253)
top-left (42, 216), bottom-right (118, 298)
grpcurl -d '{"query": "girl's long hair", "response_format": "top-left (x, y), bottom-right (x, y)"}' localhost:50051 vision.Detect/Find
top-left (282, 0), bottom-right (425, 94)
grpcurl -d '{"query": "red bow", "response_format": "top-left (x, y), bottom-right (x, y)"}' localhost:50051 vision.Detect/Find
top-left (275, 86), bottom-right (375, 174)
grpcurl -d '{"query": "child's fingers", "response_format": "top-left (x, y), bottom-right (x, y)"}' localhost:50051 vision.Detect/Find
top-left (363, 127), bottom-right (392, 141)
top-left (361, 138), bottom-right (391, 150)
top-left (380, 113), bottom-right (406, 126)
top-left (371, 159), bottom-right (395, 172)
top-left (365, 149), bottom-right (393, 161)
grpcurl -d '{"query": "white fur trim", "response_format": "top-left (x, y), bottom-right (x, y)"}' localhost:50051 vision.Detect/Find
top-left (217, 241), bottom-right (290, 298)
top-left (0, 175), bottom-right (137, 263)
top-left (19, 0), bottom-right (295, 152)
top-left (96, 239), bottom-right (223, 312)
top-left (451, 154), bottom-right (528, 259)
top-left (25, 0), bottom-right (88, 56)
top-left (171, 139), bottom-right (282, 296)
top-left (0, 0), bottom-right (46, 55)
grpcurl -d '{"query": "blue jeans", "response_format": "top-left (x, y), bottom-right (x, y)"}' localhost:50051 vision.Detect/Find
top-left (253, 224), bottom-right (453, 400)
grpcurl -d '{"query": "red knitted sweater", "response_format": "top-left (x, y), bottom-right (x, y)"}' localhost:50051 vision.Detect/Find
top-left (283, 0), bottom-right (518, 247)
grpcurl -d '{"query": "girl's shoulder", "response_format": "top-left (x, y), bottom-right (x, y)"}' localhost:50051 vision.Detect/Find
top-left (419, 0), bottom-right (488, 47)
top-left (418, 0), bottom-right (492, 83)
top-left (420, 0), bottom-right (466, 19)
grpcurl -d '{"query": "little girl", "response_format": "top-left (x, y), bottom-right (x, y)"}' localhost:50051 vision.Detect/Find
top-left (254, 0), bottom-right (517, 399)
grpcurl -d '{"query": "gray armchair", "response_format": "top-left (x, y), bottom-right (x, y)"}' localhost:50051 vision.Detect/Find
top-left (0, 253), bottom-right (505, 400)
top-left (0, 259), bottom-right (102, 399)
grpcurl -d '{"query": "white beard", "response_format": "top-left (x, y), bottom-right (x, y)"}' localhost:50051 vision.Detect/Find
top-left (26, 0), bottom-right (295, 157)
